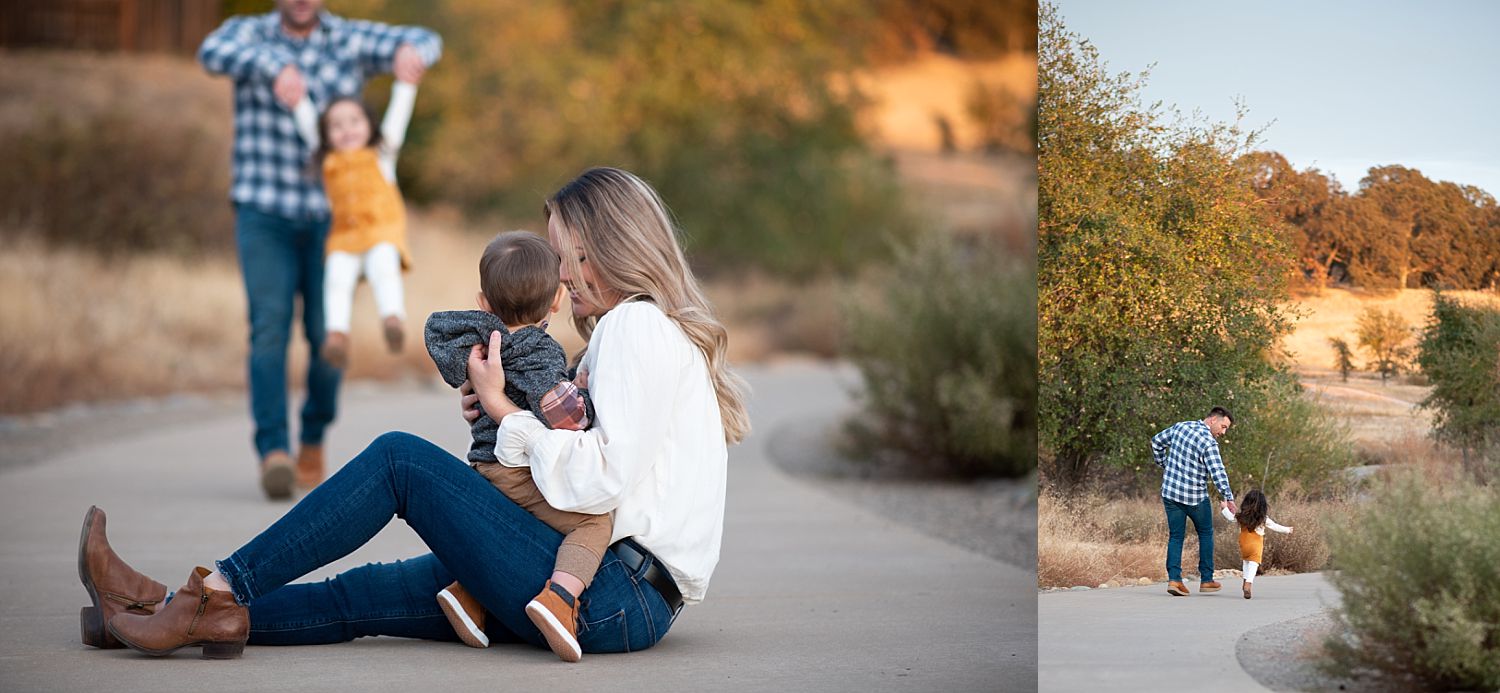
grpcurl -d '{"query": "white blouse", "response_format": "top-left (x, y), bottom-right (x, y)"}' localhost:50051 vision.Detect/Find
top-left (495, 301), bottom-right (728, 604)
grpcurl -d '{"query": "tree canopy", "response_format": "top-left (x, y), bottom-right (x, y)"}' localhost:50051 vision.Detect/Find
top-left (1038, 3), bottom-right (1299, 487)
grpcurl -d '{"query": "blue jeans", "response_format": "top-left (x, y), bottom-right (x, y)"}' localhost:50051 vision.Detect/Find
top-left (215, 432), bottom-right (676, 653)
top-left (1163, 497), bottom-right (1215, 583)
top-left (235, 205), bottom-right (341, 458)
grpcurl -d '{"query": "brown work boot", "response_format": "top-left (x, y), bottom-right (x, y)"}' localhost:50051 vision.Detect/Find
top-left (1243, 580), bottom-right (1252, 599)
top-left (108, 567), bottom-right (248, 659)
top-left (295, 444), bottom-right (324, 490)
top-left (260, 450), bottom-right (294, 500)
top-left (324, 331), bottom-right (350, 369)
top-left (1200, 580), bottom-right (1223, 593)
top-left (382, 316), bottom-right (404, 354)
top-left (437, 581), bottom-right (489, 648)
top-left (77, 506), bottom-right (168, 649)
top-left (526, 580), bottom-right (582, 662)
top-left (1167, 580), bottom-right (1189, 596)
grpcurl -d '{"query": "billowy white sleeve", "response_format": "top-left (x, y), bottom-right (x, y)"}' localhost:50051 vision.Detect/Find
top-left (494, 303), bottom-right (683, 515)
top-left (376, 80), bottom-right (417, 182)
top-left (293, 99), bottom-right (320, 149)
top-left (1220, 506), bottom-right (1236, 523)
top-left (1265, 517), bottom-right (1293, 534)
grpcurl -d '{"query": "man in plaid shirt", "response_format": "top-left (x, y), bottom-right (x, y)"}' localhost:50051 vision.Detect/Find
top-left (198, 0), bottom-right (440, 499)
top-left (1151, 406), bottom-right (1238, 596)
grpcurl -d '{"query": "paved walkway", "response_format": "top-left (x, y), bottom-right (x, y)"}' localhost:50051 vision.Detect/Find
top-left (1039, 572), bottom-right (1341, 691)
top-left (0, 362), bottom-right (1033, 692)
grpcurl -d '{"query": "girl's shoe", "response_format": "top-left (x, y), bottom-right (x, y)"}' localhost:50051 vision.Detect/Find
top-left (526, 580), bottom-right (582, 662)
top-left (437, 581), bottom-right (489, 648)
top-left (1243, 580), bottom-right (1252, 599)
top-left (324, 331), bottom-right (351, 369)
top-left (382, 316), bottom-right (404, 354)
top-left (108, 567), bottom-right (249, 659)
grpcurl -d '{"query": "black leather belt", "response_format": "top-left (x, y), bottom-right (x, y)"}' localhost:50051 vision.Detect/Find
top-left (611, 538), bottom-right (683, 612)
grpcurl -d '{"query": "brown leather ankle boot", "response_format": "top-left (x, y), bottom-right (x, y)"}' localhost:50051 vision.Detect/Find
top-left (108, 567), bottom-right (249, 659)
top-left (77, 506), bottom-right (168, 649)
top-left (295, 444), bottom-right (325, 490)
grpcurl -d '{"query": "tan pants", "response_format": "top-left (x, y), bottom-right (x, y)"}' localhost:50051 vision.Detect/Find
top-left (473, 462), bottom-right (613, 588)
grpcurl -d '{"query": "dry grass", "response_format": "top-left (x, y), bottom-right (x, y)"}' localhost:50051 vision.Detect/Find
top-left (1038, 490), bottom-right (1343, 588)
top-left (1283, 287), bottom-right (1500, 372)
top-left (852, 52), bottom-right (1035, 153)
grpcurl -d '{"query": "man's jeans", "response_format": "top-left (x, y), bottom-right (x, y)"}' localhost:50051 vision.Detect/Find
top-left (216, 432), bottom-right (676, 652)
top-left (1163, 496), bottom-right (1215, 583)
top-left (235, 205), bottom-right (341, 458)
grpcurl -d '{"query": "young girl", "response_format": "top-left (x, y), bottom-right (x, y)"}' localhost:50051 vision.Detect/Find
top-left (1221, 489), bottom-right (1293, 599)
top-left (292, 80), bottom-right (418, 369)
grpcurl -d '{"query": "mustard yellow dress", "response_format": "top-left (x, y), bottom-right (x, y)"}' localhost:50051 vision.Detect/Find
top-left (322, 147), bottom-right (411, 270)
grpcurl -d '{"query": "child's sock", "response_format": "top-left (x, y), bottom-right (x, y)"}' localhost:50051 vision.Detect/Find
top-left (1244, 560), bottom-right (1259, 582)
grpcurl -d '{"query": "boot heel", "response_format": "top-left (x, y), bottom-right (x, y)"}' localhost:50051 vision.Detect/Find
top-left (200, 640), bottom-right (246, 659)
top-left (80, 605), bottom-right (107, 648)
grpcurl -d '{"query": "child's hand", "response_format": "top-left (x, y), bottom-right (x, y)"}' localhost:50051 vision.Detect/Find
top-left (1288, 527), bottom-right (1294, 534)
top-left (273, 64), bottom-right (306, 108)
top-left (574, 366), bottom-right (589, 390)
top-left (394, 44), bottom-right (426, 84)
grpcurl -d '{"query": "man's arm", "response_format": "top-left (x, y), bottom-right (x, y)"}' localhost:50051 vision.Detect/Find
top-left (342, 18), bottom-right (442, 78)
top-left (198, 15), bottom-right (289, 82)
top-left (1203, 440), bottom-right (1234, 505)
top-left (1150, 426), bottom-right (1172, 468)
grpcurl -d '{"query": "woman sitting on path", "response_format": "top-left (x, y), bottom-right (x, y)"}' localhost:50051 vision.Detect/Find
top-left (75, 167), bottom-right (751, 659)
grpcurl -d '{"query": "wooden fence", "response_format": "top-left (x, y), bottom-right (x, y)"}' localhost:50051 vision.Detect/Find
top-left (0, 0), bottom-right (221, 55)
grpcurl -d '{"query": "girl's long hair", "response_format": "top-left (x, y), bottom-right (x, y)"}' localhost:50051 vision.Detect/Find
top-left (544, 167), bottom-right (750, 445)
top-left (1236, 489), bottom-right (1269, 531)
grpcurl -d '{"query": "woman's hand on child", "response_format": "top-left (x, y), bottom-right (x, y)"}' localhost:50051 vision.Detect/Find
top-left (458, 380), bottom-right (482, 423)
top-left (467, 330), bottom-right (521, 419)
top-left (573, 366), bottom-right (589, 390)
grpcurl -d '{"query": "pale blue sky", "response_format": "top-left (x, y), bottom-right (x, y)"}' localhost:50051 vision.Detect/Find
top-left (1055, 0), bottom-right (1500, 196)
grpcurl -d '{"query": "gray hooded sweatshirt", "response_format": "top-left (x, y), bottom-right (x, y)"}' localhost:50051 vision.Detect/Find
top-left (424, 310), bottom-right (590, 464)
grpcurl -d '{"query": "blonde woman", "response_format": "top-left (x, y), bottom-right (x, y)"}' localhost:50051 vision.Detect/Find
top-left (76, 167), bottom-right (749, 660)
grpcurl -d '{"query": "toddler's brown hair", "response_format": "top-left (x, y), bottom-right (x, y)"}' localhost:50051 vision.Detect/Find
top-left (479, 231), bottom-right (561, 326)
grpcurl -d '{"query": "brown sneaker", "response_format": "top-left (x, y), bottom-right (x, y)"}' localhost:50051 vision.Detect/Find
top-left (260, 450), bottom-right (294, 500)
top-left (1243, 580), bottom-right (1252, 599)
top-left (526, 580), bottom-right (582, 662)
top-left (1167, 580), bottom-right (1189, 596)
top-left (437, 581), bottom-right (489, 648)
top-left (1200, 580), bottom-right (1223, 593)
top-left (108, 567), bottom-right (249, 659)
top-left (382, 316), bottom-right (404, 354)
top-left (324, 331), bottom-right (350, 369)
top-left (77, 506), bottom-right (168, 649)
top-left (295, 444), bottom-right (324, 490)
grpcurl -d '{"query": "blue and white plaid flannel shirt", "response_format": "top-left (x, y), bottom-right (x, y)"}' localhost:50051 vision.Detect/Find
top-left (198, 11), bottom-right (441, 221)
top-left (1152, 420), bottom-right (1233, 506)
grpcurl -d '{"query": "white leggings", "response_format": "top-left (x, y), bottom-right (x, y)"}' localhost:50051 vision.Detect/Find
top-left (324, 243), bottom-right (404, 333)
top-left (1243, 560), bottom-right (1260, 582)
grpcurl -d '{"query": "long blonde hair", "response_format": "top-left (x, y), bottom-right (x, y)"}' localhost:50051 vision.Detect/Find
top-left (545, 167), bottom-right (750, 444)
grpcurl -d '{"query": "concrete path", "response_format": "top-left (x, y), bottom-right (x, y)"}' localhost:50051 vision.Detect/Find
top-left (0, 361), bottom-right (1033, 692)
top-left (1039, 572), bottom-right (1341, 691)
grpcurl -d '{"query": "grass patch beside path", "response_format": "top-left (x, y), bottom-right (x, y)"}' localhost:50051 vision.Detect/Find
top-left (1039, 491), bottom-right (1341, 589)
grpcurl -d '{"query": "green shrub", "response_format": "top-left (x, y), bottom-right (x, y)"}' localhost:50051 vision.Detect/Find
top-left (1320, 474), bottom-right (1500, 690)
top-left (0, 108), bottom-right (231, 257)
top-left (843, 231), bottom-right (1036, 477)
top-left (1218, 375), bottom-right (1356, 499)
top-left (1416, 291), bottom-right (1500, 477)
